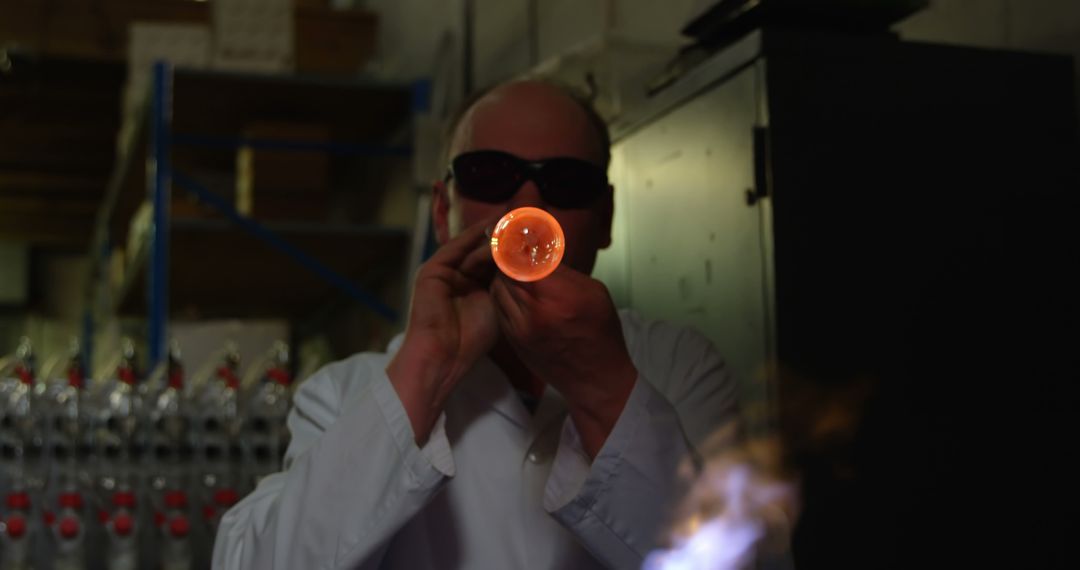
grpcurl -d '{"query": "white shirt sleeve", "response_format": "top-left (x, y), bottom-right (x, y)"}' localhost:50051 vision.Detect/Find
top-left (543, 318), bottom-right (741, 569)
top-left (212, 355), bottom-right (455, 570)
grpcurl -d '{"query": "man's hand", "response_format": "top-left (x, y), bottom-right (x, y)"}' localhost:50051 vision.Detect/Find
top-left (490, 266), bottom-right (638, 458)
top-left (387, 218), bottom-right (499, 445)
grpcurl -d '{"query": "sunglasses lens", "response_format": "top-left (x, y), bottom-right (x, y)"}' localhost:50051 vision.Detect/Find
top-left (450, 152), bottom-right (607, 209)
top-left (452, 152), bottom-right (523, 203)
top-left (538, 159), bottom-right (607, 209)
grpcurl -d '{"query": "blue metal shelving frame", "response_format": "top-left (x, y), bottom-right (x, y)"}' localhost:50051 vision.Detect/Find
top-left (148, 62), bottom-right (172, 370)
top-left (139, 61), bottom-right (429, 369)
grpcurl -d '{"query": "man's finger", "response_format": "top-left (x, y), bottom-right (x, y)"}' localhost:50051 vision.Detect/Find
top-left (459, 239), bottom-right (495, 285)
top-left (490, 275), bottom-right (527, 325)
top-left (421, 263), bottom-right (487, 293)
top-left (501, 264), bottom-right (588, 305)
top-left (528, 264), bottom-right (587, 292)
top-left (427, 215), bottom-right (500, 268)
top-left (491, 294), bottom-right (516, 338)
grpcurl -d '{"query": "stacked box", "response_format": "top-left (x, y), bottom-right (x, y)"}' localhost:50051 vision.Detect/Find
top-left (120, 22), bottom-right (212, 156)
top-left (236, 122), bottom-right (331, 221)
top-left (211, 0), bottom-right (294, 73)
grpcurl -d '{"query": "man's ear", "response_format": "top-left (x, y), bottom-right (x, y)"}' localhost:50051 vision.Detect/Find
top-left (597, 184), bottom-right (615, 249)
top-left (432, 179), bottom-right (452, 245)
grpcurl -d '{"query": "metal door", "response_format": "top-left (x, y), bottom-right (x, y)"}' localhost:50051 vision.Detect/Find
top-left (597, 60), bottom-right (776, 433)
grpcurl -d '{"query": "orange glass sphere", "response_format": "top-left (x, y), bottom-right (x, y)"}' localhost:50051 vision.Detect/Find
top-left (490, 207), bottom-right (565, 282)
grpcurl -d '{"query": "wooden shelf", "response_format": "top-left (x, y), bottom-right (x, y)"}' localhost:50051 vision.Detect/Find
top-left (116, 219), bottom-right (410, 320)
top-left (1, 0), bottom-right (375, 69)
top-left (90, 66), bottom-right (419, 331)
top-left (107, 67), bottom-right (416, 252)
top-left (0, 53), bottom-right (125, 248)
top-left (171, 67), bottom-right (412, 144)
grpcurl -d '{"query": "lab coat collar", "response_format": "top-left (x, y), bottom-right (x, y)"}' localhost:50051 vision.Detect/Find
top-left (461, 356), bottom-right (567, 434)
top-left (385, 333), bottom-right (566, 432)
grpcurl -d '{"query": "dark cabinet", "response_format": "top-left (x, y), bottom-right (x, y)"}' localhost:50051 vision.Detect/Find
top-left (601, 28), bottom-right (1077, 567)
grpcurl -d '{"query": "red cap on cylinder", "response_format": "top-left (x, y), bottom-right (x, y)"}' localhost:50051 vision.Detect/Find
top-left (118, 366), bottom-right (136, 385)
top-left (216, 366), bottom-right (240, 390)
top-left (164, 490), bottom-right (187, 509)
top-left (14, 365), bottom-right (33, 385)
top-left (214, 488), bottom-right (239, 507)
top-left (5, 515), bottom-right (26, 538)
top-left (67, 367), bottom-right (85, 389)
top-left (6, 492), bottom-right (30, 511)
top-left (168, 367), bottom-right (184, 389)
top-left (112, 491), bottom-right (136, 509)
top-left (267, 367), bottom-right (291, 386)
top-left (169, 516), bottom-right (190, 538)
top-left (59, 517), bottom-right (80, 539)
top-left (113, 513), bottom-right (134, 536)
top-left (59, 492), bottom-right (83, 510)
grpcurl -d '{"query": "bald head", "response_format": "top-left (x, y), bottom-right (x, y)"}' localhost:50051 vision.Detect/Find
top-left (432, 79), bottom-right (616, 274)
top-left (445, 80), bottom-right (610, 170)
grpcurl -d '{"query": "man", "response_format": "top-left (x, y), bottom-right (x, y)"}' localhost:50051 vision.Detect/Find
top-left (213, 80), bottom-right (740, 569)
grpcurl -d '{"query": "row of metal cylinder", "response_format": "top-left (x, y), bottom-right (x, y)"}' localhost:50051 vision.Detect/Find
top-left (0, 337), bottom-right (296, 570)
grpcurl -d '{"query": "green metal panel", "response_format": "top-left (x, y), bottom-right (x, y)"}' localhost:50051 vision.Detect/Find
top-left (598, 62), bottom-right (775, 431)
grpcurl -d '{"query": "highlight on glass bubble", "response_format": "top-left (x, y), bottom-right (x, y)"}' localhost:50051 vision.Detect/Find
top-left (490, 207), bottom-right (565, 282)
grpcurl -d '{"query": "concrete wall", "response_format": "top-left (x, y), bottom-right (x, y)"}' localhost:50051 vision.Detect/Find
top-left (357, 0), bottom-right (1079, 105)
top-left (358, 0), bottom-right (465, 82)
top-left (358, 0), bottom-right (705, 96)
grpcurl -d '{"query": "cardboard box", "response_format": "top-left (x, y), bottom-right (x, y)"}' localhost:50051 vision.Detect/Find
top-left (212, 0), bottom-right (294, 71)
top-left (124, 22), bottom-right (212, 143)
top-left (294, 7), bottom-right (377, 75)
top-left (0, 1), bottom-right (373, 75)
top-left (161, 166), bottom-right (235, 221)
top-left (236, 122), bottom-right (330, 221)
top-left (246, 195), bottom-right (330, 222)
top-left (0, 0), bottom-right (209, 61)
top-left (237, 122), bottom-right (330, 194)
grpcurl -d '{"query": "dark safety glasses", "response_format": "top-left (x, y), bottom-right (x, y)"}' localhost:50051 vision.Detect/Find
top-left (445, 150), bottom-right (608, 209)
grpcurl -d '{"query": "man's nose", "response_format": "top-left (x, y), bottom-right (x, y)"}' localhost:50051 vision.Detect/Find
top-left (507, 180), bottom-right (546, 210)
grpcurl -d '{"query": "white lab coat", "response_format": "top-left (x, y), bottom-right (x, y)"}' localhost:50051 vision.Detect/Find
top-left (213, 310), bottom-right (740, 569)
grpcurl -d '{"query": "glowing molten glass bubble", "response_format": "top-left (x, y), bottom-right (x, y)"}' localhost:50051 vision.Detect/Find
top-left (490, 207), bottom-right (565, 282)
